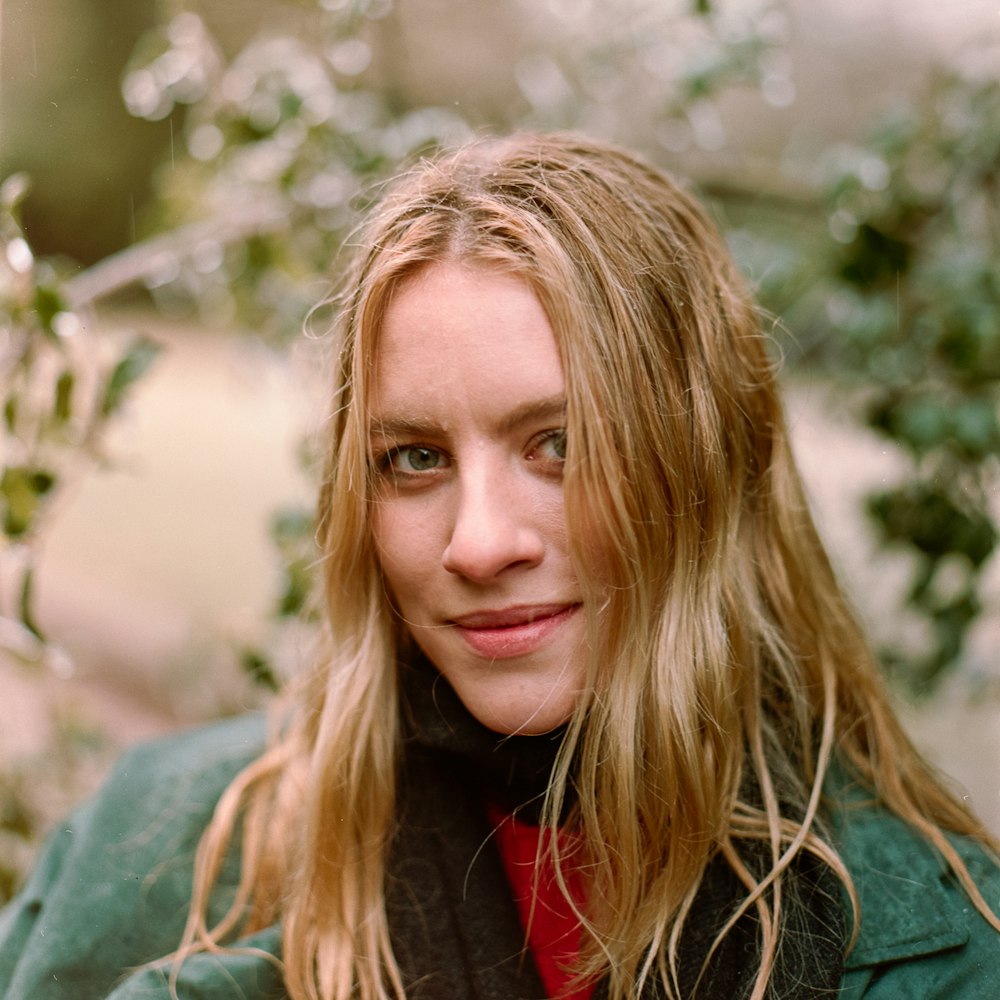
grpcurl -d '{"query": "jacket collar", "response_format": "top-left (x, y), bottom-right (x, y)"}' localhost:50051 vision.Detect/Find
top-left (832, 783), bottom-right (970, 969)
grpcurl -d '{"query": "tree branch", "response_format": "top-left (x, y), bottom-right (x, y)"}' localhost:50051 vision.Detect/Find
top-left (63, 196), bottom-right (292, 309)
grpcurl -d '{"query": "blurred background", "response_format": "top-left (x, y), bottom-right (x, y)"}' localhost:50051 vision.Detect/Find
top-left (2, 0), bottom-right (1000, 898)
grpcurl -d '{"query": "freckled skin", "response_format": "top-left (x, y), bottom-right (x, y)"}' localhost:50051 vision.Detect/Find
top-left (369, 263), bottom-right (587, 735)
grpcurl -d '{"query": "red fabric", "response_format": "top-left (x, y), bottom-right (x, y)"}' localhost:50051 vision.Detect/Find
top-left (486, 803), bottom-right (595, 1000)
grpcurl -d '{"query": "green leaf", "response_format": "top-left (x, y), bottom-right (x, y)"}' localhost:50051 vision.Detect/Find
top-left (276, 562), bottom-right (314, 618)
top-left (18, 564), bottom-right (43, 641)
top-left (99, 337), bottom-right (162, 417)
top-left (32, 284), bottom-right (66, 337)
top-left (53, 370), bottom-right (75, 425)
top-left (3, 394), bottom-right (17, 434)
top-left (0, 781), bottom-right (35, 839)
top-left (0, 466), bottom-right (57, 539)
top-left (950, 397), bottom-right (1000, 459)
top-left (270, 506), bottom-right (317, 618)
top-left (869, 395), bottom-right (948, 453)
top-left (838, 223), bottom-right (912, 290)
top-left (870, 393), bottom-right (1000, 460)
top-left (240, 647), bottom-right (281, 692)
top-left (272, 507), bottom-right (313, 544)
top-left (868, 484), bottom-right (997, 566)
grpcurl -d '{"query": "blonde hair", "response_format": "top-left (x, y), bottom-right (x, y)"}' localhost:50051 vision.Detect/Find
top-left (174, 133), bottom-right (999, 1000)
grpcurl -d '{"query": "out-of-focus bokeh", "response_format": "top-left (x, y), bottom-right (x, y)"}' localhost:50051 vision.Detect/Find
top-left (2, 0), bottom-right (999, 897)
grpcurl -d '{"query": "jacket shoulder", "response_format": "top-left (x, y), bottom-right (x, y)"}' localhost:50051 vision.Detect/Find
top-left (0, 713), bottom-right (268, 1000)
top-left (833, 788), bottom-right (1000, 1000)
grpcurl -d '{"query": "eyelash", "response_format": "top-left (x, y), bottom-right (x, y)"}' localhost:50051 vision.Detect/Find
top-left (530, 428), bottom-right (567, 462)
top-left (377, 445), bottom-right (447, 476)
top-left (373, 429), bottom-right (567, 480)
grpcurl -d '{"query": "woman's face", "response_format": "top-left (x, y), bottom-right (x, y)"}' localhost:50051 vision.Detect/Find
top-left (368, 262), bottom-right (587, 734)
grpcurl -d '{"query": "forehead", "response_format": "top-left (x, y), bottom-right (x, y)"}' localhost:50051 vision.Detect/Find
top-left (369, 262), bottom-right (565, 422)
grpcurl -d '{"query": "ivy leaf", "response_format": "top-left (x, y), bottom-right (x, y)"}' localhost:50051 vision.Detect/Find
top-left (0, 779), bottom-right (35, 839)
top-left (950, 397), bottom-right (1000, 460)
top-left (868, 484), bottom-right (997, 567)
top-left (869, 395), bottom-right (948, 454)
top-left (18, 564), bottom-right (43, 640)
top-left (239, 647), bottom-right (281, 692)
top-left (838, 223), bottom-right (912, 290)
top-left (33, 284), bottom-right (66, 338)
top-left (271, 506), bottom-right (316, 618)
top-left (99, 336), bottom-right (162, 417)
top-left (3, 394), bottom-right (17, 434)
top-left (53, 370), bottom-right (75, 426)
top-left (0, 466), bottom-right (57, 539)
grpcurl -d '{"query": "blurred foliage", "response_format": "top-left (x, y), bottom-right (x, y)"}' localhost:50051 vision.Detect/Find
top-left (120, 3), bottom-right (470, 337)
top-left (811, 70), bottom-right (1000, 692)
top-left (0, 771), bottom-right (38, 903)
top-left (237, 504), bottom-right (320, 692)
top-left (504, 0), bottom-right (794, 146)
top-left (0, 770), bottom-right (38, 904)
top-left (0, 174), bottom-right (161, 667)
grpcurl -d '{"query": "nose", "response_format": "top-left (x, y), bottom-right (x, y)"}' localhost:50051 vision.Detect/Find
top-left (441, 471), bottom-right (545, 582)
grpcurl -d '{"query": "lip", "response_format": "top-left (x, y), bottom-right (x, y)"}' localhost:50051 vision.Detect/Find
top-left (449, 603), bottom-right (581, 659)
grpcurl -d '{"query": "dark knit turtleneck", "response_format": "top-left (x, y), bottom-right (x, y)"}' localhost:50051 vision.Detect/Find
top-left (399, 654), bottom-right (569, 821)
top-left (387, 655), bottom-right (846, 999)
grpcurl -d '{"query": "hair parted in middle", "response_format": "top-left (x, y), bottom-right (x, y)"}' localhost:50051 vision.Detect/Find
top-left (176, 132), bottom-right (991, 1000)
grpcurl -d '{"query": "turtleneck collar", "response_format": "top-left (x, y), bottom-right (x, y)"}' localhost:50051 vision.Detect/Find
top-left (398, 653), bottom-right (569, 822)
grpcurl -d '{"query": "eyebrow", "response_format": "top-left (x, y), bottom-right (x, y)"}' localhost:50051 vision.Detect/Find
top-left (369, 394), bottom-right (566, 441)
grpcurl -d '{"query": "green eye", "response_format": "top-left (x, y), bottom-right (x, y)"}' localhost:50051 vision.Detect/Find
top-left (393, 446), bottom-right (444, 472)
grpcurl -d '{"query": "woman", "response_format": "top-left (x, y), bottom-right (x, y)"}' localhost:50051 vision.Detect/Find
top-left (2, 132), bottom-right (998, 1000)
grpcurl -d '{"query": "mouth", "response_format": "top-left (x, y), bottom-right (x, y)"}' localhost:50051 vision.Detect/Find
top-left (449, 603), bottom-right (581, 658)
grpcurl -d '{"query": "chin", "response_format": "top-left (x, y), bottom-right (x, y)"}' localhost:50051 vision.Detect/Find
top-left (459, 686), bottom-right (579, 736)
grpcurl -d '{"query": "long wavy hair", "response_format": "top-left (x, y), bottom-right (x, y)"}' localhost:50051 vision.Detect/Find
top-left (174, 132), bottom-right (1000, 1000)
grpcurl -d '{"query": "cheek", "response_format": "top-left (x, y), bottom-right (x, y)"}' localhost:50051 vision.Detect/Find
top-left (529, 480), bottom-right (571, 541)
top-left (370, 501), bottom-right (435, 605)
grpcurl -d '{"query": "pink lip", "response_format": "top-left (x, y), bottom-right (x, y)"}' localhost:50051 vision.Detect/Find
top-left (449, 603), bottom-right (581, 659)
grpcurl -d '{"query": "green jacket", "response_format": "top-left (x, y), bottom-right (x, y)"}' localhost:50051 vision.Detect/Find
top-left (1, 715), bottom-right (998, 998)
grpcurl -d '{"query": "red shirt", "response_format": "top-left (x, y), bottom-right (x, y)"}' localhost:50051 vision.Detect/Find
top-left (486, 804), bottom-right (595, 1000)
